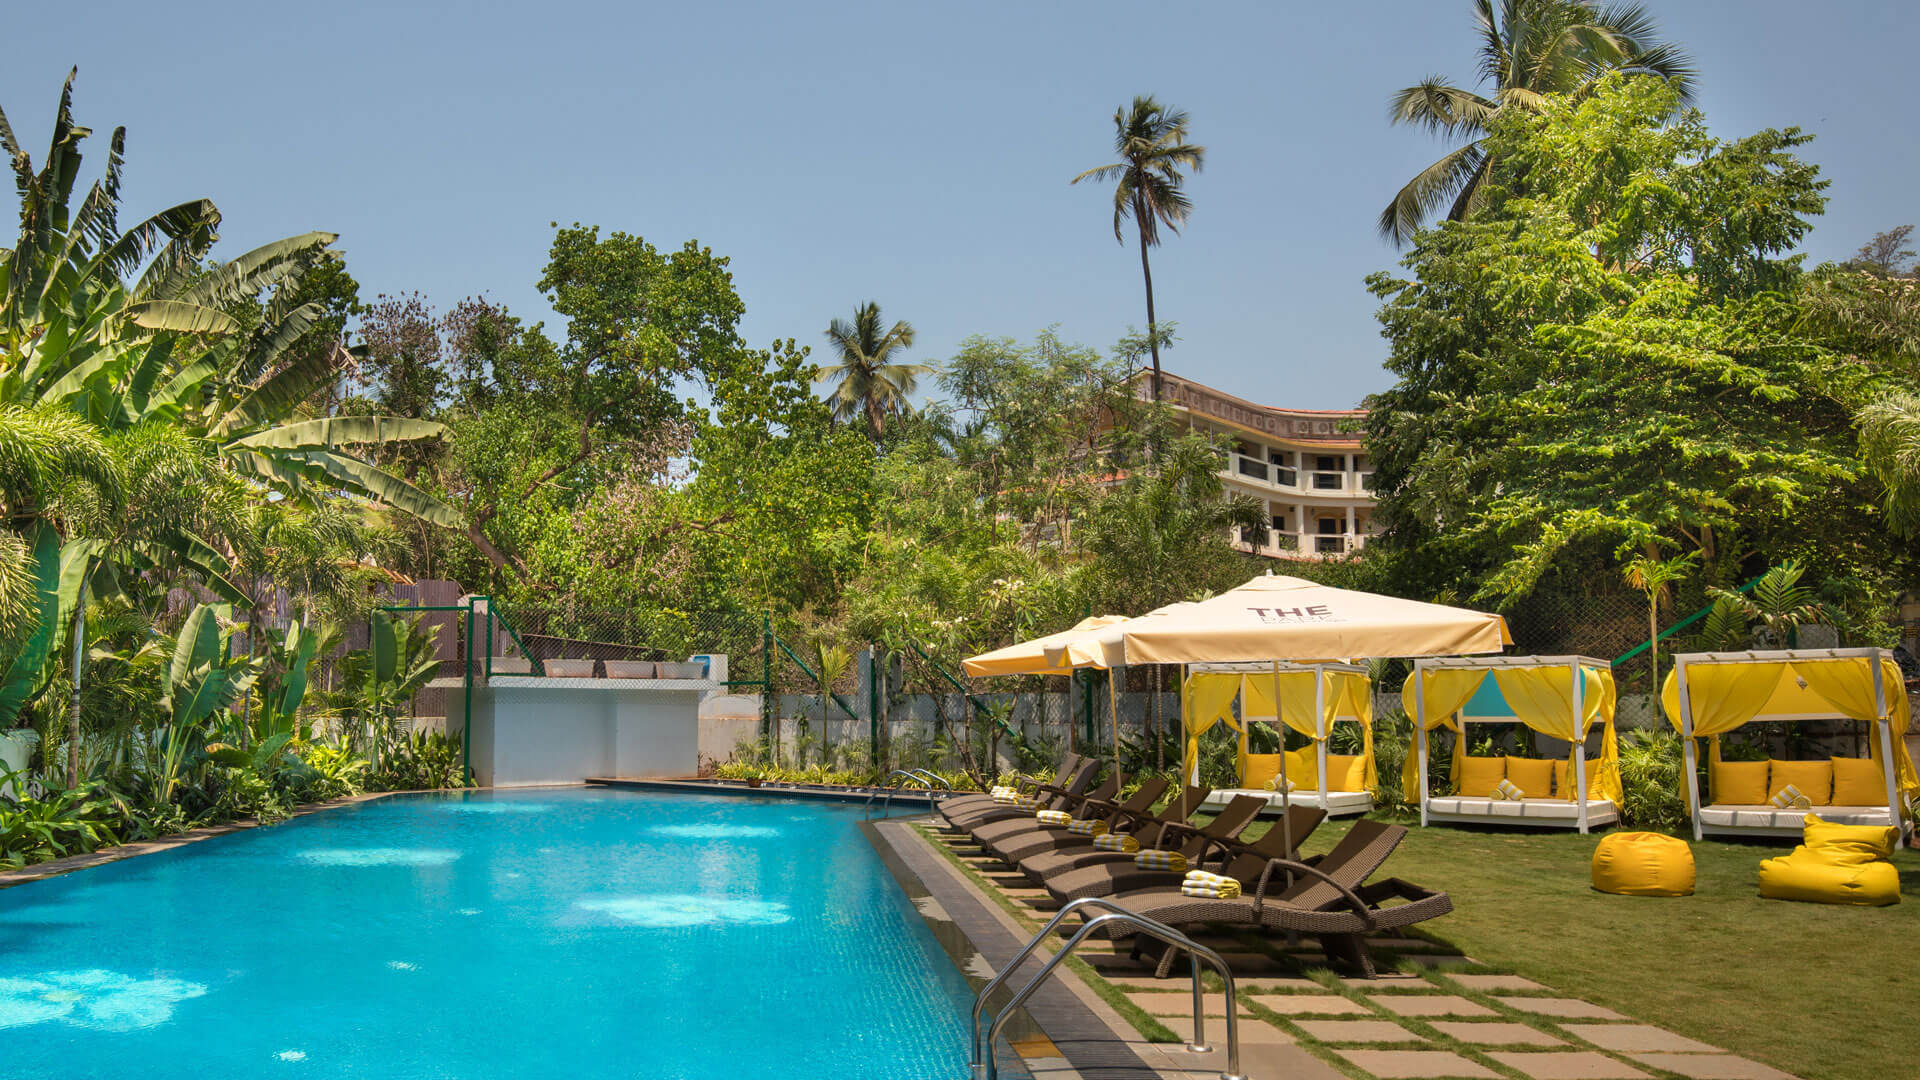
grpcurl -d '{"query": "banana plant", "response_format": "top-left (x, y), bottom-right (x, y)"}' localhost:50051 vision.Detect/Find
top-left (150, 604), bottom-right (257, 801)
top-left (251, 618), bottom-right (331, 743)
top-left (342, 611), bottom-right (440, 764)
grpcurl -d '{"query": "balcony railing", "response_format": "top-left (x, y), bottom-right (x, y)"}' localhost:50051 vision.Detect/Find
top-left (1235, 528), bottom-right (1367, 559)
top-left (1225, 453), bottom-right (1371, 496)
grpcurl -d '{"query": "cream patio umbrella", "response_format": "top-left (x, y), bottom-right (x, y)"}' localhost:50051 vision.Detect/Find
top-left (1045, 572), bottom-right (1510, 670)
top-left (961, 615), bottom-right (1132, 678)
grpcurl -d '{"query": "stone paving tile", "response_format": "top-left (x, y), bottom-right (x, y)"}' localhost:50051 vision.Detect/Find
top-left (1295, 1019), bottom-right (1426, 1044)
top-left (1564, 1024), bottom-right (1720, 1054)
top-left (1628, 1053), bottom-right (1797, 1080)
top-left (1334, 1048), bottom-right (1498, 1078)
top-left (1337, 971), bottom-right (1425, 986)
top-left (1499, 997), bottom-right (1628, 1021)
top-left (1152, 1014), bottom-right (1296, 1045)
top-left (1372, 993), bottom-right (1497, 1017)
top-left (1172, 1041), bottom-right (1349, 1080)
top-left (1452, 974), bottom-right (1548, 992)
top-left (1123, 991), bottom-right (1255, 1018)
top-left (1430, 1020), bottom-right (1564, 1047)
top-left (1487, 1050), bottom-right (1649, 1079)
top-left (1249, 993), bottom-right (1372, 1016)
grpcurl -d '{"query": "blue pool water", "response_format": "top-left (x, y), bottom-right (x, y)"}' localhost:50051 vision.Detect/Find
top-left (0, 788), bottom-right (973, 1079)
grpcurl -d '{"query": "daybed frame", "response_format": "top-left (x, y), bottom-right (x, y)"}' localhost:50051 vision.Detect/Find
top-left (1671, 648), bottom-right (1906, 845)
top-left (1411, 655), bottom-right (1618, 835)
top-left (1190, 661), bottom-right (1376, 819)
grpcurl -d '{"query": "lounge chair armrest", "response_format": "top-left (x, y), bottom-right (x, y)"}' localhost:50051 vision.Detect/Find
top-left (1252, 857), bottom-right (1374, 924)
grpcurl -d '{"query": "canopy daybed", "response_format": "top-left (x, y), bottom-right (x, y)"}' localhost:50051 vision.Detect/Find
top-left (1404, 655), bottom-right (1623, 834)
top-left (1661, 649), bottom-right (1918, 844)
top-left (1182, 662), bottom-right (1377, 818)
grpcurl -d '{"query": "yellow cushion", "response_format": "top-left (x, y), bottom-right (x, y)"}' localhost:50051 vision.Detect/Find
top-left (1769, 759), bottom-right (1832, 806)
top-left (1284, 747), bottom-right (1320, 790)
top-left (1242, 754), bottom-right (1283, 791)
top-left (1803, 814), bottom-right (1898, 865)
top-left (1504, 757), bottom-right (1555, 800)
top-left (1709, 760), bottom-right (1769, 805)
top-left (1760, 848), bottom-right (1900, 907)
top-left (1324, 754), bottom-right (1368, 792)
top-left (1456, 755), bottom-right (1505, 798)
top-left (1831, 757), bottom-right (1889, 807)
top-left (1591, 832), bottom-right (1695, 897)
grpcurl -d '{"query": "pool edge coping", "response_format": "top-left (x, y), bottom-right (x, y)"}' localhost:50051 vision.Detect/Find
top-left (872, 816), bottom-right (1224, 1080)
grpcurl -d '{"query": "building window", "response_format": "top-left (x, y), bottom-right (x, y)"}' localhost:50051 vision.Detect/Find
top-left (1315, 455), bottom-right (1339, 471)
top-left (1271, 514), bottom-right (1287, 531)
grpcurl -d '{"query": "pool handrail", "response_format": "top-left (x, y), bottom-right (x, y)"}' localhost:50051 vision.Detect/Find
top-left (969, 896), bottom-right (1242, 1080)
top-left (865, 769), bottom-right (942, 816)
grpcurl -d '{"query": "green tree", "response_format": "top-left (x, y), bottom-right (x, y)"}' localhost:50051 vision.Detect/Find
top-left (1072, 96), bottom-right (1205, 400)
top-left (1620, 550), bottom-right (1695, 687)
top-left (1363, 77), bottom-right (1876, 614)
top-left (819, 301), bottom-right (928, 441)
top-left (1379, 0), bottom-right (1694, 244)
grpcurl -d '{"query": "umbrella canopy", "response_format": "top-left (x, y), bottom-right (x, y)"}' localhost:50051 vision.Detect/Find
top-left (1046, 573), bottom-right (1511, 668)
top-left (960, 615), bottom-right (1132, 677)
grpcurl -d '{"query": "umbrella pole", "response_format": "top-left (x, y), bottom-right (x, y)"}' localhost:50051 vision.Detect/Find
top-left (1272, 660), bottom-right (1292, 860)
top-left (1178, 664), bottom-right (1189, 820)
top-left (1108, 668), bottom-right (1122, 783)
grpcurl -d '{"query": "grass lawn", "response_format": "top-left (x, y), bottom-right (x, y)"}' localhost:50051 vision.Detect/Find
top-left (1247, 815), bottom-right (1918, 1080)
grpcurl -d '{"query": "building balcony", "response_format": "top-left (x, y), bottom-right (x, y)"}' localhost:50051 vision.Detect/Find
top-left (1225, 452), bottom-right (1372, 497)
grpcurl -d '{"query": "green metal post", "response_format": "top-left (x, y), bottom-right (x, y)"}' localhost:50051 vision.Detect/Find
top-left (868, 647), bottom-right (881, 768)
top-left (761, 614), bottom-right (773, 747)
top-left (462, 598), bottom-right (475, 787)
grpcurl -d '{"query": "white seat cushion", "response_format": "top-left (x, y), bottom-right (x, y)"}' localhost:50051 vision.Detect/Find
top-left (1428, 796), bottom-right (1619, 823)
top-left (1699, 804), bottom-right (1896, 830)
top-left (1204, 787), bottom-right (1373, 814)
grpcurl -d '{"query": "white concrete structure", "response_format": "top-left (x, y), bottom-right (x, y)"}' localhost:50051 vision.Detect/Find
top-left (466, 676), bottom-right (718, 787)
top-left (1148, 372), bottom-right (1375, 560)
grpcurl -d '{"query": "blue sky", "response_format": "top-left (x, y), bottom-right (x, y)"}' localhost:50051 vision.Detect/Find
top-left (6, 1), bottom-right (1915, 409)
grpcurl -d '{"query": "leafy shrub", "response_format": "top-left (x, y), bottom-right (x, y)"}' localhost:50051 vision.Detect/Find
top-left (1617, 728), bottom-right (1686, 830)
top-left (299, 743), bottom-right (368, 800)
top-left (0, 772), bottom-right (124, 868)
top-left (370, 732), bottom-right (468, 791)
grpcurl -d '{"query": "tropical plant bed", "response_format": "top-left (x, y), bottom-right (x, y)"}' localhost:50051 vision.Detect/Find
top-left (1238, 815), bottom-right (1918, 1080)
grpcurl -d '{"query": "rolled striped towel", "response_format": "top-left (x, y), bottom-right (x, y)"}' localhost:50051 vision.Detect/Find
top-left (1490, 779), bottom-right (1524, 801)
top-left (1133, 849), bottom-right (1187, 872)
top-left (1181, 870), bottom-right (1242, 899)
top-left (1092, 833), bottom-right (1139, 852)
top-left (1065, 818), bottom-right (1107, 836)
top-left (1769, 784), bottom-right (1812, 810)
top-left (1034, 809), bottom-right (1073, 826)
top-left (990, 785), bottom-right (1017, 800)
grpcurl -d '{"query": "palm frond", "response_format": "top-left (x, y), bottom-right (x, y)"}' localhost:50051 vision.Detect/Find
top-left (1378, 141), bottom-right (1487, 244)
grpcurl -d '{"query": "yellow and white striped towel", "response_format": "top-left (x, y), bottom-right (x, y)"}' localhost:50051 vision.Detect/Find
top-left (1065, 818), bottom-right (1107, 836)
top-left (990, 785), bottom-right (1017, 800)
top-left (1490, 779), bottom-right (1524, 801)
top-left (1035, 809), bottom-right (1072, 826)
top-left (1092, 833), bottom-right (1139, 852)
top-left (1180, 870), bottom-right (1242, 899)
top-left (1769, 784), bottom-right (1812, 810)
top-left (1133, 849), bottom-right (1188, 873)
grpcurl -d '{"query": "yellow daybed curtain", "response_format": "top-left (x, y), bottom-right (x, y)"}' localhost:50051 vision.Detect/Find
top-left (1663, 657), bottom-right (1920, 804)
top-left (1399, 669), bottom-right (1486, 803)
top-left (1181, 673), bottom-right (1245, 786)
top-left (1242, 669), bottom-right (1376, 793)
top-left (1491, 665), bottom-right (1623, 805)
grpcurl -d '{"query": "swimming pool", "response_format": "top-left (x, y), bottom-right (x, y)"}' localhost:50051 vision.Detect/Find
top-left (0, 788), bottom-right (974, 1079)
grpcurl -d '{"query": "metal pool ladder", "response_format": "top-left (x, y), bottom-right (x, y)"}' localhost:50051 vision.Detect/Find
top-left (969, 896), bottom-right (1244, 1080)
top-left (865, 769), bottom-right (950, 816)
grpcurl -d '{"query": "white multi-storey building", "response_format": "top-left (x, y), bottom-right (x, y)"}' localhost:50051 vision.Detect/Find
top-left (1149, 372), bottom-right (1374, 559)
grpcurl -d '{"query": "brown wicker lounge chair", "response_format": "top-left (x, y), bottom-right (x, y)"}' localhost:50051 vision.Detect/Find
top-left (936, 754), bottom-right (1085, 826)
top-left (985, 777), bottom-right (1172, 864)
top-left (1043, 796), bottom-right (1299, 903)
top-left (1105, 819), bottom-right (1452, 977)
top-left (1014, 786), bottom-right (1215, 882)
top-left (941, 758), bottom-right (1100, 831)
top-left (967, 774), bottom-right (1123, 850)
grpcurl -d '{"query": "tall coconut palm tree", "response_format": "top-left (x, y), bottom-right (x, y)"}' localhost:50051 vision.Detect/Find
top-left (1379, 0), bottom-right (1695, 245)
top-left (820, 302), bottom-right (929, 441)
top-left (1072, 96), bottom-right (1204, 402)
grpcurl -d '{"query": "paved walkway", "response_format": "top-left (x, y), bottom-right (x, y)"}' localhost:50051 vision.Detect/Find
top-left (925, 824), bottom-right (1800, 1080)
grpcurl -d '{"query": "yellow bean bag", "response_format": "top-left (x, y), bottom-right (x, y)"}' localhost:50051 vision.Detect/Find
top-left (1758, 815), bottom-right (1901, 907)
top-left (1592, 832), bottom-right (1696, 897)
